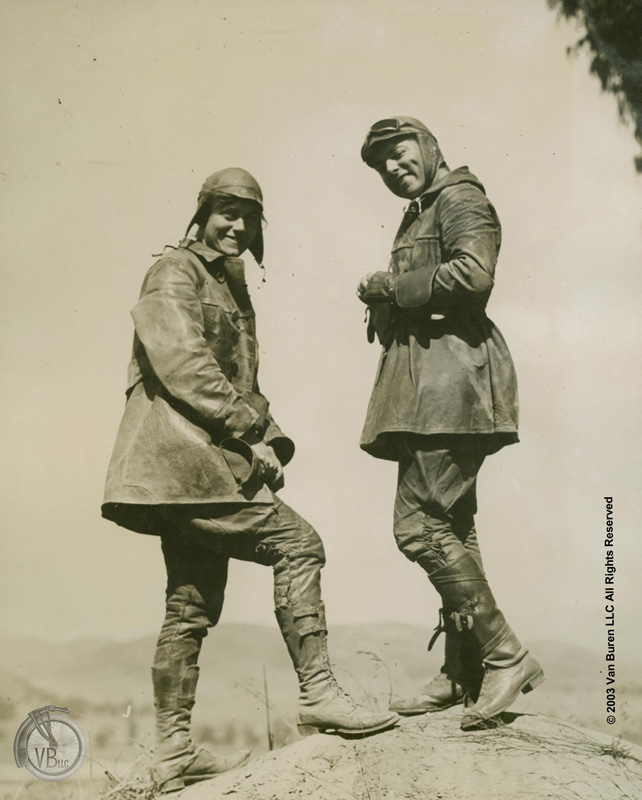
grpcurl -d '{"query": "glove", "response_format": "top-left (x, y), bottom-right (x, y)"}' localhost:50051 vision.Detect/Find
top-left (220, 438), bottom-right (284, 492)
top-left (357, 271), bottom-right (397, 304)
top-left (366, 303), bottom-right (397, 348)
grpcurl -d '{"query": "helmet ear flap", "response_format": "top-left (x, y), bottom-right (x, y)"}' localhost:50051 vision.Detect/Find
top-left (249, 227), bottom-right (264, 265)
top-left (185, 198), bottom-right (209, 239)
top-left (416, 133), bottom-right (436, 185)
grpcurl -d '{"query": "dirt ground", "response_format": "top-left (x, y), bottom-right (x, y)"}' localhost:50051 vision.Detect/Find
top-left (139, 710), bottom-right (642, 800)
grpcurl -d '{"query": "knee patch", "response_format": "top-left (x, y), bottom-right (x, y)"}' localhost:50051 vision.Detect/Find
top-left (264, 523), bottom-right (326, 610)
top-left (255, 522), bottom-right (326, 565)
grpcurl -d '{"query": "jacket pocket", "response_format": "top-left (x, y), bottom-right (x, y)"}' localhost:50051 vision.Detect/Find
top-left (201, 301), bottom-right (238, 375)
top-left (201, 300), bottom-right (237, 337)
top-left (410, 235), bottom-right (440, 270)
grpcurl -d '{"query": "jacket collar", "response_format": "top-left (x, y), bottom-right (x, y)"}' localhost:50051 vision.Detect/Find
top-left (408, 167), bottom-right (486, 213)
top-left (183, 239), bottom-right (227, 263)
top-left (182, 238), bottom-right (249, 295)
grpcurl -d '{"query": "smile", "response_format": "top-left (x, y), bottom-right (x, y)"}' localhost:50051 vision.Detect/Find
top-left (390, 173), bottom-right (411, 186)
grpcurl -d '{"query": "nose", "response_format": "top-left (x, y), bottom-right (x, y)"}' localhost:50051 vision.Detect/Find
top-left (231, 216), bottom-right (246, 235)
top-left (384, 158), bottom-right (400, 176)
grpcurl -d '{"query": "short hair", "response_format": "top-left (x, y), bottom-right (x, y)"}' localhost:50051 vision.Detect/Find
top-left (194, 194), bottom-right (266, 231)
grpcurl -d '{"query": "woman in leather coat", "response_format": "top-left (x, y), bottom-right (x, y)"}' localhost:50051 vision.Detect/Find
top-left (103, 168), bottom-right (398, 791)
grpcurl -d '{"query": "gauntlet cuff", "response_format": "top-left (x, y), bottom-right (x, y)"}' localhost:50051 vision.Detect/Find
top-left (363, 271), bottom-right (397, 302)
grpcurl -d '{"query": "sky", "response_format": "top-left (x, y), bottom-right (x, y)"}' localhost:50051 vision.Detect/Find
top-left (1, 0), bottom-right (640, 677)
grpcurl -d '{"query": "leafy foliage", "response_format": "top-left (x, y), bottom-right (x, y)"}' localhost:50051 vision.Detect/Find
top-left (549, 0), bottom-right (642, 171)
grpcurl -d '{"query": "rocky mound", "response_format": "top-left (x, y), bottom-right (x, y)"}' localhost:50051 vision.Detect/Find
top-left (173, 710), bottom-right (642, 800)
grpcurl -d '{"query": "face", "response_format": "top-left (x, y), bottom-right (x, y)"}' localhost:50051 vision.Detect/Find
top-left (369, 136), bottom-right (428, 199)
top-left (201, 197), bottom-right (261, 256)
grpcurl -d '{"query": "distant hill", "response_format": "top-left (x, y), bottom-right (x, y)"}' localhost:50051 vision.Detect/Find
top-left (1, 624), bottom-right (640, 747)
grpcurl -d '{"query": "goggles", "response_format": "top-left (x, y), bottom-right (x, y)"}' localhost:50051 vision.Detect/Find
top-left (361, 116), bottom-right (435, 165)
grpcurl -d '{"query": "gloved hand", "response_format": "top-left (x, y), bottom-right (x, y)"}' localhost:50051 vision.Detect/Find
top-left (357, 271), bottom-right (397, 304)
top-left (250, 441), bottom-right (283, 488)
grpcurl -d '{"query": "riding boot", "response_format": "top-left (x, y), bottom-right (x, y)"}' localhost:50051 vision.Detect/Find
top-left (459, 630), bottom-right (544, 730)
top-left (428, 552), bottom-right (544, 730)
top-left (458, 626), bottom-right (485, 706)
top-left (275, 602), bottom-right (400, 736)
top-left (389, 603), bottom-right (485, 715)
top-left (152, 665), bottom-right (251, 792)
top-left (390, 609), bottom-right (463, 714)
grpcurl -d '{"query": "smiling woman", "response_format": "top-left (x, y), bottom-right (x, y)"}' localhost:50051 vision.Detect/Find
top-left (100, 166), bottom-right (399, 792)
top-left (185, 168), bottom-right (267, 264)
top-left (200, 197), bottom-right (262, 258)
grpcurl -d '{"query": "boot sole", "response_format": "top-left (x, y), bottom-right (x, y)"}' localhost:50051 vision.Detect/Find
top-left (159, 772), bottom-right (239, 794)
top-left (183, 750), bottom-right (253, 782)
top-left (158, 777), bottom-right (186, 794)
top-left (460, 669), bottom-right (545, 731)
top-left (391, 699), bottom-right (463, 716)
top-left (297, 715), bottom-right (400, 738)
top-left (157, 751), bottom-right (253, 792)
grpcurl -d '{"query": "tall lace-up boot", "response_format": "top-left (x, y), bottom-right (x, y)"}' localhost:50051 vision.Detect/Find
top-left (275, 602), bottom-right (400, 736)
top-left (152, 664), bottom-right (251, 792)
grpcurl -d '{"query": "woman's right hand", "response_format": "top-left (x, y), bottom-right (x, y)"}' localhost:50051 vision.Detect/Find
top-left (250, 441), bottom-right (283, 487)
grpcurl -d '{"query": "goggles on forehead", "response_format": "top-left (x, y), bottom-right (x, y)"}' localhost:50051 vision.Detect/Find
top-left (361, 116), bottom-right (436, 165)
top-left (369, 119), bottom-right (407, 134)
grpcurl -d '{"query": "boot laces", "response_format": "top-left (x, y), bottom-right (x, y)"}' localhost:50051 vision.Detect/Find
top-left (326, 665), bottom-right (356, 704)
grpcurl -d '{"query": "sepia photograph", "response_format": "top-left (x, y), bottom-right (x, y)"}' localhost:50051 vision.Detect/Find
top-left (2, 1), bottom-right (641, 798)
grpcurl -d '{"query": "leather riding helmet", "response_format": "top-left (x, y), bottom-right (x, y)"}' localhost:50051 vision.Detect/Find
top-left (361, 116), bottom-right (444, 193)
top-left (186, 167), bottom-right (264, 264)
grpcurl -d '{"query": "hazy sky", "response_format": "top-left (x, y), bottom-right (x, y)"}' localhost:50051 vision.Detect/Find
top-left (1, 0), bottom-right (640, 672)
